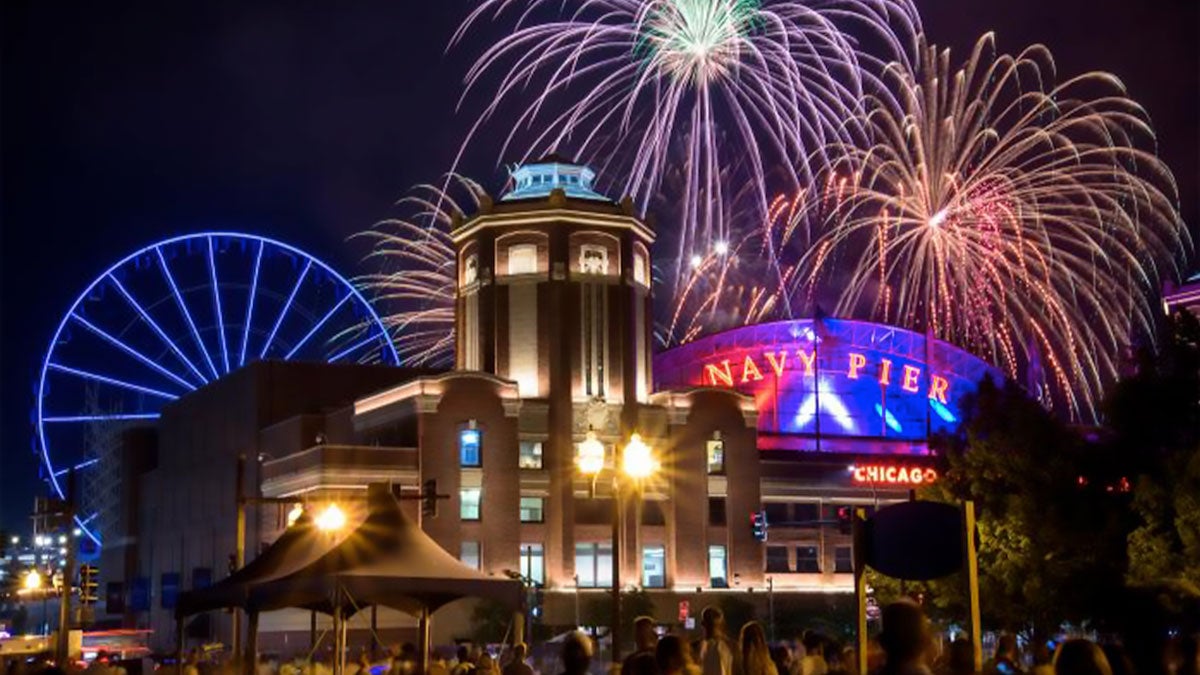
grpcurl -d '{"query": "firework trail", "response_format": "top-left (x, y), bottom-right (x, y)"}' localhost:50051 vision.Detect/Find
top-left (794, 33), bottom-right (1190, 420)
top-left (355, 175), bottom-right (489, 366)
top-left (451, 0), bottom-right (921, 285)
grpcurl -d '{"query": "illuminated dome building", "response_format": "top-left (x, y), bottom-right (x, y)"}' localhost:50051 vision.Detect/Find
top-left (98, 159), bottom-right (1002, 650)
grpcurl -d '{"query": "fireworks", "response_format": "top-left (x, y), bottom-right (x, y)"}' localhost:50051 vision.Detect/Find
top-left (355, 175), bottom-right (489, 366)
top-left (794, 33), bottom-right (1190, 420)
top-left (452, 0), bottom-right (921, 284)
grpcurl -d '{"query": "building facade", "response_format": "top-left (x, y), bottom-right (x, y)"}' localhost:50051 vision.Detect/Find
top-left (101, 159), bottom-right (1002, 649)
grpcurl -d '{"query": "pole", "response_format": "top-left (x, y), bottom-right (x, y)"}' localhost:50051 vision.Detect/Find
top-left (176, 616), bottom-right (185, 671)
top-left (244, 611), bottom-right (259, 675)
top-left (310, 611), bottom-right (318, 651)
top-left (853, 508), bottom-right (868, 675)
top-left (767, 577), bottom-right (775, 643)
top-left (573, 575), bottom-right (580, 628)
top-left (417, 606), bottom-right (431, 675)
top-left (963, 501), bottom-right (983, 674)
top-left (233, 455), bottom-right (246, 657)
top-left (57, 469), bottom-right (77, 665)
top-left (611, 478), bottom-right (622, 663)
top-left (332, 605), bottom-right (344, 675)
top-left (370, 605), bottom-right (378, 659)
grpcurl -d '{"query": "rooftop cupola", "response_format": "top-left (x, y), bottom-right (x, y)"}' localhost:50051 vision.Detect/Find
top-left (500, 154), bottom-right (611, 202)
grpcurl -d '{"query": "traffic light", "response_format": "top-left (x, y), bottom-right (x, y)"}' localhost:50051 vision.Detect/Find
top-left (837, 506), bottom-right (853, 535)
top-left (751, 510), bottom-right (768, 542)
top-left (422, 479), bottom-right (438, 519)
top-left (79, 565), bottom-right (99, 605)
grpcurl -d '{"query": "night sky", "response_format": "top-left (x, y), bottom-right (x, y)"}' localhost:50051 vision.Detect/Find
top-left (2, 1), bottom-right (1196, 531)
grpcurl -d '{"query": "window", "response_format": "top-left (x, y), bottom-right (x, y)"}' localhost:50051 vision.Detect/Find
top-left (520, 544), bottom-right (545, 586)
top-left (766, 546), bottom-right (791, 573)
top-left (459, 427), bottom-right (481, 467)
top-left (575, 542), bottom-right (613, 588)
top-left (508, 244), bottom-right (538, 275)
top-left (519, 441), bottom-right (543, 469)
top-left (793, 503), bottom-right (820, 525)
top-left (835, 546), bottom-right (853, 573)
top-left (796, 546), bottom-right (821, 573)
top-left (642, 545), bottom-right (666, 588)
top-left (520, 497), bottom-right (545, 523)
top-left (706, 439), bottom-right (725, 474)
top-left (633, 249), bottom-right (649, 286)
top-left (708, 545), bottom-right (728, 588)
top-left (764, 502), bottom-right (789, 526)
top-left (461, 541), bottom-right (481, 570)
top-left (708, 497), bottom-right (726, 526)
top-left (579, 245), bottom-right (609, 274)
top-left (463, 254), bottom-right (478, 285)
top-left (460, 488), bottom-right (481, 521)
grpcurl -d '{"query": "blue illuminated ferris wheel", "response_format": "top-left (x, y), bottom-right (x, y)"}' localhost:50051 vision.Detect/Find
top-left (36, 232), bottom-right (399, 546)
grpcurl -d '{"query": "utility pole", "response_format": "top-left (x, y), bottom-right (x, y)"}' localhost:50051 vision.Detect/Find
top-left (56, 470), bottom-right (77, 665)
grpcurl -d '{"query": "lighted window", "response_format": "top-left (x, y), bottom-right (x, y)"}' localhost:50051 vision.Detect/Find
top-left (706, 439), bottom-right (725, 474)
top-left (463, 254), bottom-right (478, 285)
top-left (766, 546), bottom-right (790, 573)
top-left (575, 542), bottom-right (613, 588)
top-left (460, 488), bottom-right (481, 521)
top-left (579, 245), bottom-right (609, 275)
top-left (642, 545), bottom-right (666, 588)
top-left (520, 543), bottom-right (545, 586)
top-left (835, 546), bottom-right (853, 573)
top-left (518, 441), bottom-right (544, 469)
top-left (461, 541), bottom-right (481, 570)
top-left (519, 497), bottom-right (545, 523)
top-left (708, 497), bottom-right (726, 526)
top-left (508, 244), bottom-right (539, 275)
top-left (708, 545), bottom-right (728, 588)
top-left (796, 546), bottom-right (821, 573)
top-left (633, 249), bottom-right (649, 286)
top-left (459, 427), bottom-right (482, 467)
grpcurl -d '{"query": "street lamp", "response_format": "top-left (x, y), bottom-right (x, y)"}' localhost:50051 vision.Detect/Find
top-left (23, 569), bottom-right (43, 591)
top-left (286, 503), bottom-right (304, 527)
top-left (574, 430), bottom-right (658, 663)
top-left (315, 503), bottom-right (347, 532)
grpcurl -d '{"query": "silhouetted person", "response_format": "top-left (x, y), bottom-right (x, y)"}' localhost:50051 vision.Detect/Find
top-left (502, 644), bottom-right (533, 675)
top-left (989, 636), bottom-right (1023, 675)
top-left (942, 639), bottom-right (976, 675)
top-left (771, 647), bottom-right (793, 675)
top-left (874, 600), bottom-right (932, 675)
top-left (741, 622), bottom-right (778, 675)
top-left (559, 632), bottom-right (593, 675)
top-left (659, 636), bottom-right (700, 675)
top-left (694, 607), bottom-right (734, 675)
top-left (623, 617), bottom-right (660, 675)
top-left (799, 634), bottom-right (828, 675)
top-left (452, 647), bottom-right (476, 675)
top-left (1054, 640), bottom-right (1111, 675)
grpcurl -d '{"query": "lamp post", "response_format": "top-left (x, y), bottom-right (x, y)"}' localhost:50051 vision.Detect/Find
top-left (575, 431), bottom-right (658, 664)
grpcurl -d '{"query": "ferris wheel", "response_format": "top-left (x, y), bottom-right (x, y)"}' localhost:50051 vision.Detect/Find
top-left (35, 232), bottom-right (399, 546)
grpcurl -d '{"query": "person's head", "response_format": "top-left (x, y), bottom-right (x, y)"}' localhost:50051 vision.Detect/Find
top-left (771, 646), bottom-right (792, 667)
top-left (634, 617), bottom-right (657, 651)
top-left (561, 632), bottom-right (593, 675)
top-left (741, 622), bottom-right (769, 655)
top-left (511, 644), bottom-right (527, 662)
top-left (456, 646), bottom-right (470, 664)
top-left (947, 638), bottom-right (975, 675)
top-left (1054, 640), bottom-right (1112, 675)
top-left (996, 635), bottom-right (1019, 660)
top-left (878, 600), bottom-right (931, 666)
top-left (803, 633), bottom-right (825, 657)
top-left (701, 607), bottom-right (726, 639)
top-left (656, 636), bottom-right (693, 674)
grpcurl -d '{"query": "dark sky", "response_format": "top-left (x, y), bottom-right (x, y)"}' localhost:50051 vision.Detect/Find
top-left (2, 1), bottom-right (1196, 531)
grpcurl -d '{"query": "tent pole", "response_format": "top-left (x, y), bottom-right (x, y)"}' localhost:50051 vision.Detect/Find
top-left (176, 616), bottom-right (185, 673)
top-left (332, 605), bottom-right (344, 675)
top-left (244, 611), bottom-right (259, 675)
top-left (370, 605), bottom-right (378, 660)
top-left (310, 611), bottom-right (317, 651)
top-left (418, 606), bottom-right (431, 675)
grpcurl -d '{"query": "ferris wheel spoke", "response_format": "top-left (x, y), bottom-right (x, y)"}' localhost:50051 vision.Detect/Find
top-left (47, 362), bottom-right (180, 400)
top-left (69, 313), bottom-right (197, 391)
top-left (260, 259), bottom-right (313, 359)
top-left (239, 240), bottom-right (266, 367)
top-left (106, 274), bottom-right (210, 386)
top-left (43, 413), bottom-right (160, 423)
top-left (155, 246), bottom-right (221, 380)
top-left (53, 458), bottom-right (99, 478)
top-left (208, 236), bottom-right (231, 374)
top-left (328, 332), bottom-right (381, 362)
top-left (284, 294), bottom-right (353, 359)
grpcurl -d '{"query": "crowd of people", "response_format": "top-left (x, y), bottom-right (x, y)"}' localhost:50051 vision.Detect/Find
top-left (4, 602), bottom-right (1197, 675)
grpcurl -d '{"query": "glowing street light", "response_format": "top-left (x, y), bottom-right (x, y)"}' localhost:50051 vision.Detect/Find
top-left (315, 503), bottom-right (346, 532)
top-left (621, 433), bottom-right (658, 480)
top-left (286, 503), bottom-right (305, 527)
top-left (23, 569), bottom-right (43, 591)
top-left (576, 430), bottom-right (606, 477)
